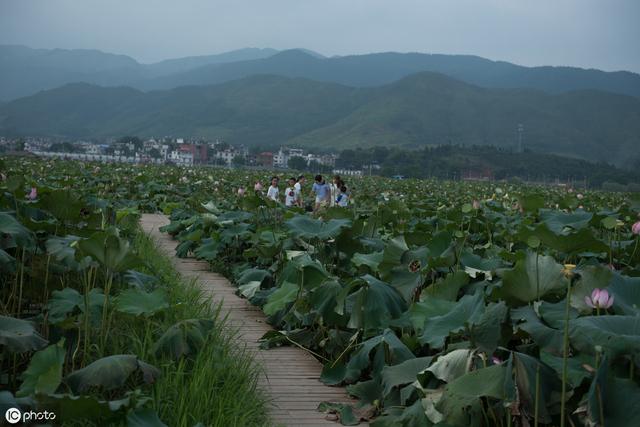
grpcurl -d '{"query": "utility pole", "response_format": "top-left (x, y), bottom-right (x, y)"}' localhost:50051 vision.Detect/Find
top-left (517, 124), bottom-right (524, 153)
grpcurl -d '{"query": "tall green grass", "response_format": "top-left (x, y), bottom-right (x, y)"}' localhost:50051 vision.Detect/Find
top-left (105, 231), bottom-right (272, 426)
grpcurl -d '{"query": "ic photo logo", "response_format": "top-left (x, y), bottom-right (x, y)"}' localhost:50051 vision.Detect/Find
top-left (5, 408), bottom-right (21, 424)
top-left (5, 407), bottom-right (56, 424)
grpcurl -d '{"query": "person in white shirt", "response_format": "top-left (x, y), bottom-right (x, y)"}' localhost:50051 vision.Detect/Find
top-left (294, 175), bottom-right (305, 207)
top-left (266, 176), bottom-right (279, 202)
top-left (329, 175), bottom-right (343, 207)
top-left (285, 177), bottom-right (297, 207)
top-left (336, 185), bottom-right (349, 207)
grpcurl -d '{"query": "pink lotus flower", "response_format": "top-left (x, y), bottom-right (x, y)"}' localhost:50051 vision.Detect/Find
top-left (491, 356), bottom-right (503, 365)
top-left (237, 187), bottom-right (245, 196)
top-left (584, 288), bottom-right (614, 309)
top-left (28, 187), bottom-right (37, 200)
top-left (254, 182), bottom-right (263, 191)
top-left (472, 200), bottom-right (480, 210)
top-left (632, 221), bottom-right (640, 235)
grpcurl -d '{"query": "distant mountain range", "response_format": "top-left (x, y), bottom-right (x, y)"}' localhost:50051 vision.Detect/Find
top-left (1, 45), bottom-right (639, 101)
top-left (2, 73), bottom-right (639, 166)
top-left (0, 45), bottom-right (280, 101)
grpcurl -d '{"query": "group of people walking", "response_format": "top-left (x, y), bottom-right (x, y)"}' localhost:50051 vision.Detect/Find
top-left (252, 174), bottom-right (349, 211)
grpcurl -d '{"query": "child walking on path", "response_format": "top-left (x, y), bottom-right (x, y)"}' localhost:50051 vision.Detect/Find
top-left (312, 175), bottom-right (330, 212)
top-left (336, 185), bottom-right (349, 207)
top-left (267, 176), bottom-right (279, 202)
top-left (285, 177), bottom-right (297, 207)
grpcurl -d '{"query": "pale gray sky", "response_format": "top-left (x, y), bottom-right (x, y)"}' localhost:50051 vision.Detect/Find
top-left (1, 0), bottom-right (639, 72)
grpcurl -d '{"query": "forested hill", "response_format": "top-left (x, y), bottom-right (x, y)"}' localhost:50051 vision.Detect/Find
top-left (2, 73), bottom-right (639, 167)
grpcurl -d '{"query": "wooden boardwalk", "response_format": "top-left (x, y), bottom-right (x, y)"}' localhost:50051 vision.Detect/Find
top-left (140, 214), bottom-right (360, 427)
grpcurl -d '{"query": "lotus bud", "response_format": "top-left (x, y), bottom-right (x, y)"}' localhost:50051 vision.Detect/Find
top-left (238, 187), bottom-right (245, 197)
top-left (562, 264), bottom-right (576, 278)
top-left (584, 288), bottom-right (614, 309)
top-left (632, 221), bottom-right (640, 235)
top-left (28, 187), bottom-right (37, 200)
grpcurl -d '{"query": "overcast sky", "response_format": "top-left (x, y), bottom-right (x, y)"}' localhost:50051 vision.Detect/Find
top-left (1, 0), bottom-right (639, 72)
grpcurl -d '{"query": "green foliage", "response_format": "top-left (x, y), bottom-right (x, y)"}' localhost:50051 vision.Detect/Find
top-left (4, 154), bottom-right (640, 426)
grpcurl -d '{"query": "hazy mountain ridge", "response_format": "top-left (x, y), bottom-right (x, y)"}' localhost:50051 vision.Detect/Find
top-left (2, 73), bottom-right (639, 166)
top-left (0, 45), bottom-right (283, 100)
top-left (1, 45), bottom-right (639, 101)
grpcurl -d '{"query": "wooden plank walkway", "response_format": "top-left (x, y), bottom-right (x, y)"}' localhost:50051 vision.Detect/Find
top-left (140, 214), bottom-right (361, 427)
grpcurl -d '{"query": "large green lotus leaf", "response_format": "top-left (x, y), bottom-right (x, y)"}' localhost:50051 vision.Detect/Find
top-left (264, 281), bottom-right (299, 316)
top-left (388, 266), bottom-right (422, 302)
top-left (48, 287), bottom-right (82, 323)
top-left (285, 216), bottom-right (351, 240)
top-left (419, 292), bottom-right (485, 349)
top-left (512, 351), bottom-right (562, 424)
top-left (4, 174), bottom-right (24, 193)
top-left (495, 251), bottom-right (567, 304)
top-left (569, 315), bottom-right (640, 357)
top-left (519, 224), bottom-right (608, 255)
top-left (288, 254), bottom-right (332, 289)
top-left (193, 238), bottom-right (221, 261)
top-left (539, 352), bottom-right (591, 388)
top-left (425, 231), bottom-right (454, 259)
top-left (238, 281), bottom-right (261, 299)
top-left (538, 299), bottom-right (579, 329)
top-left (570, 265), bottom-right (613, 312)
top-left (426, 349), bottom-right (474, 383)
top-left (346, 378), bottom-right (383, 406)
top-left (435, 363), bottom-right (515, 425)
top-left (370, 399), bottom-right (433, 427)
top-left (219, 222), bottom-right (252, 244)
top-left (0, 212), bottom-right (34, 249)
top-left (518, 194), bottom-right (545, 213)
top-left (127, 408), bottom-right (167, 427)
top-left (235, 268), bottom-right (271, 285)
top-left (471, 301), bottom-right (509, 354)
top-left (200, 201), bottom-right (221, 214)
top-left (308, 280), bottom-right (344, 324)
top-left (47, 287), bottom-right (104, 325)
top-left (78, 231), bottom-right (141, 272)
top-left (345, 275), bottom-right (406, 331)
top-left (378, 236), bottom-right (410, 273)
top-left (39, 189), bottom-right (85, 222)
top-left (0, 315), bottom-right (48, 353)
top-left (381, 356), bottom-right (433, 396)
top-left (124, 270), bottom-right (159, 291)
top-left (608, 273), bottom-right (640, 316)
top-left (586, 357), bottom-right (640, 426)
top-left (344, 329), bottom-right (414, 383)
top-left (461, 252), bottom-right (504, 280)
top-left (153, 319), bottom-right (214, 360)
top-left (46, 235), bottom-right (83, 269)
top-left (422, 271), bottom-right (469, 302)
top-left (539, 209), bottom-right (593, 234)
top-left (217, 210), bottom-right (253, 224)
top-left (34, 393), bottom-right (116, 423)
top-left (317, 402), bottom-right (359, 426)
top-left (511, 306), bottom-right (564, 355)
top-left (17, 339), bottom-right (66, 397)
top-left (114, 288), bottom-right (168, 317)
top-left (408, 298), bottom-right (456, 331)
top-left (65, 354), bottom-right (160, 393)
top-left (0, 248), bottom-right (15, 271)
top-left (352, 251), bottom-right (384, 272)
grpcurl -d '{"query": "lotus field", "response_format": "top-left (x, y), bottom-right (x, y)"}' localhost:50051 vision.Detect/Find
top-left (2, 156), bottom-right (640, 426)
